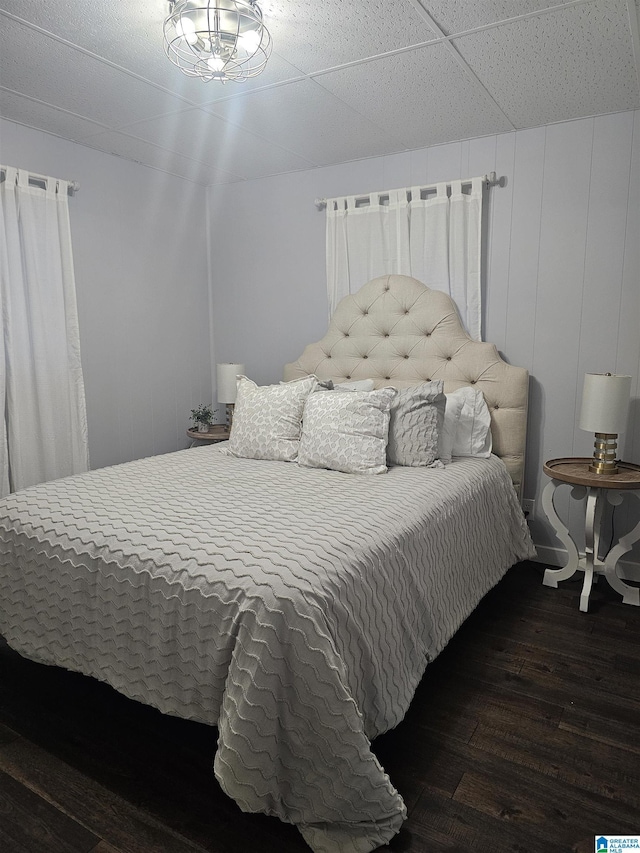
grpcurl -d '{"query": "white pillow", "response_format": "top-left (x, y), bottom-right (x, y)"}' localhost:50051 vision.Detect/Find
top-left (228, 375), bottom-right (317, 462)
top-left (438, 393), bottom-right (464, 464)
top-left (453, 387), bottom-right (493, 457)
top-left (387, 381), bottom-right (445, 468)
top-left (298, 388), bottom-right (396, 475)
top-left (438, 387), bottom-right (492, 463)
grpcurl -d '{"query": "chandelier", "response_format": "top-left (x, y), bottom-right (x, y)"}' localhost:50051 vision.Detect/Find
top-left (163, 1), bottom-right (272, 83)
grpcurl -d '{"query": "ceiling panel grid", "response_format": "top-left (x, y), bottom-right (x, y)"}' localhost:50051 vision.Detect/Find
top-left (0, 0), bottom-right (637, 184)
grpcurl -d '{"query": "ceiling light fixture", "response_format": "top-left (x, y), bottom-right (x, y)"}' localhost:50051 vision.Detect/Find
top-left (163, 0), bottom-right (272, 83)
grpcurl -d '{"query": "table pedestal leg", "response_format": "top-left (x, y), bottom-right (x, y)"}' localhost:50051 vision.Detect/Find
top-left (579, 489), bottom-right (602, 612)
top-left (542, 480), bottom-right (582, 588)
top-left (601, 491), bottom-right (640, 606)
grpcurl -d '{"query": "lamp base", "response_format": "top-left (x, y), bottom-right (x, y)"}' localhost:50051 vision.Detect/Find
top-left (226, 403), bottom-right (235, 431)
top-left (588, 432), bottom-right (620, 475)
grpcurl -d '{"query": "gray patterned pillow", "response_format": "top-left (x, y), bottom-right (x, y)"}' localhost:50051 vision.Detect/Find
top-left (387, 381), bottom-right (445, 467)
top-left (333, 379), bottom-right (375, 391)
top-left (312, 379), bottom-right (375, 392)
top-left (229, 375), bottom-right (317, 462)
top-left (298, 388), bottom-right (397, 475)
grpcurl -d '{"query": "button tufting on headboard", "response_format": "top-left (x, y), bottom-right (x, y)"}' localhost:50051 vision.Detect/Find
top-left (283, 274), bottom-right (529, 495)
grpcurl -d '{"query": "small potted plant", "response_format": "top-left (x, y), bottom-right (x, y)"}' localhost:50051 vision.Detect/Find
top-left (191, 403), bottom-right (214, 433)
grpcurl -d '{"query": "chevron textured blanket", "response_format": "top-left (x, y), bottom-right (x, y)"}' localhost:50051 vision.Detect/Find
top-left (0, 446), bottom-right (534, 852)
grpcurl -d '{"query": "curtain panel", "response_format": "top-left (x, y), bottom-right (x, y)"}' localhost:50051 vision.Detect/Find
top-left (0, 166), bottom-right (89, 496)
top-left (325, 177), bottom-right (483, 340)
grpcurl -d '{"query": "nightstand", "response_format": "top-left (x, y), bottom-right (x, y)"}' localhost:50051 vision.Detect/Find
top-left (187, 425), bottom-right (230, 447)
top-left (541, 457), bottom-right (640, 612)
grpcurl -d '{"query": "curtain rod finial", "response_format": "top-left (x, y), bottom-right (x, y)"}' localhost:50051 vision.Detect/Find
top-left (486, 172), bottom-right (507, 188)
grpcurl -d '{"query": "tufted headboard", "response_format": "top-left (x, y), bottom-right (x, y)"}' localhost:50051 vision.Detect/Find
top-left (284, 274), bottom-right (529, 496)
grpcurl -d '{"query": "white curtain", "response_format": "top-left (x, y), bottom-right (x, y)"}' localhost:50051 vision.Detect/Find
top-left (326, 176), bottom-right (483, 340)
top-left (0, 166), bottom-right (89, 496)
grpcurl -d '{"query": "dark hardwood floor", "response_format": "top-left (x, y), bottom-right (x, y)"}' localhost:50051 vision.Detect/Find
top-left (0, 560), bottom-right (638, 853)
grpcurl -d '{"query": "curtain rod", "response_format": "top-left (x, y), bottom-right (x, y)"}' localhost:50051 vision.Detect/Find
top-left (314, 171), bottom-right (505, 210)
top-left (0, 165), bottom-right (80, 196)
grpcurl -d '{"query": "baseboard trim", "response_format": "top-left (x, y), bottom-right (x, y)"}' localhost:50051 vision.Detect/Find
top-left (532, 544), bottom-right (640, 582)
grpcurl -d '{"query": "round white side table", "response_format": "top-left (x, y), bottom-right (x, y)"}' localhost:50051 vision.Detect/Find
top-left (541, 457), bottom-right (640, 612)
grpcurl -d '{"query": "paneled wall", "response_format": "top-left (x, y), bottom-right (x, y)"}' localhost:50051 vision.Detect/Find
top-left (208, 110), bottom-right (640, 566)
top-left (0, 118), bottom-right (212, 471)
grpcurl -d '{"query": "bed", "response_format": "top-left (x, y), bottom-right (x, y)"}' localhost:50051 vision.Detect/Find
top-left (0, 275), bottom-right (535, 853)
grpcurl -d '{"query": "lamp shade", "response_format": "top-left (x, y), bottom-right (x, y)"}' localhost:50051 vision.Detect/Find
top-left (579, 373), bottom-right (631, 434)
top-left (217, 363), bottom-right (244, 404)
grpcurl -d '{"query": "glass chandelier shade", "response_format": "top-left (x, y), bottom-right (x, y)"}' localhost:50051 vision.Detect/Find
top-left (163, 0), bottom-right (272, 83)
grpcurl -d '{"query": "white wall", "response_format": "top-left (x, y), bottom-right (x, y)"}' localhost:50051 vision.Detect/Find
top-left (208, 110), bottom-right (640, 565)
top-left (0, 118), bottom-right (212, 471)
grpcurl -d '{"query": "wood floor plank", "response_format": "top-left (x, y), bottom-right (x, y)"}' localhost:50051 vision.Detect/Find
top-left (0, 721), bottom-right (19, 747)
top-left (452, 765), bottom-right (638, 846)
top-left (408, 785), bottom-right (554, 853)
top-left (443, 647), bottom-right (640, 726)
top-left (0, 739), bottom-right (209, 853)
top-left (374, 732), bottom-right (467, 801)
top-left (447, 614), bottom-right (619, 669)
top-left (0, 767), bottom-right (99, 853)
top-left (470, 719), bottom-right (640, 809)
top-left (88, 843), bottom-right (123, 853)
top-left (416, 669), bottom-right (564, 730)
top-left (559, 704), bottom-right (640, 756)
top-left (614, 651), bottom-right (640, 676)
top-left (466, 600), bottom-right (599, 651)
top-left (409, 724), bottom-right (638, 829)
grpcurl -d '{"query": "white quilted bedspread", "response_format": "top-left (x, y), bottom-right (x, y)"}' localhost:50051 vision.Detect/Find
top-left (0, 446), bottom-right (534, 852)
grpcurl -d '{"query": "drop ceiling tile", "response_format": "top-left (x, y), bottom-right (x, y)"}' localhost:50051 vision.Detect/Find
top-left (0, 16), bottom-right (193, 127)
top-left (205, 78), bottom-right (408, 165)
top-left (0, 89), bottom-right (109, 141)
top-left (119, 108), bottom-right (317, 179)
top-left (163, 54), bottom-right (305, 105)
top-left (316, 44), bottom-right (513, 151)
top-left (0, 0), bottom-right (160, 29)
top-left (77, 130), bottom-right (242, 185)
top-left (454, 0), bottom-right (639, 128)
top-left (424, 0), bottom-right (580, 35)
top-left (262, 0), bottom-right (438, 72)
top-left (0, 3), bottom-right (303, 107)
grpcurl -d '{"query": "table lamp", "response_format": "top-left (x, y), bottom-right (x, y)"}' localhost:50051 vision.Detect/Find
top-left (578, 372), bottom-right (632, 474)
top-left (217, 363), bottom-right (244, 430)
